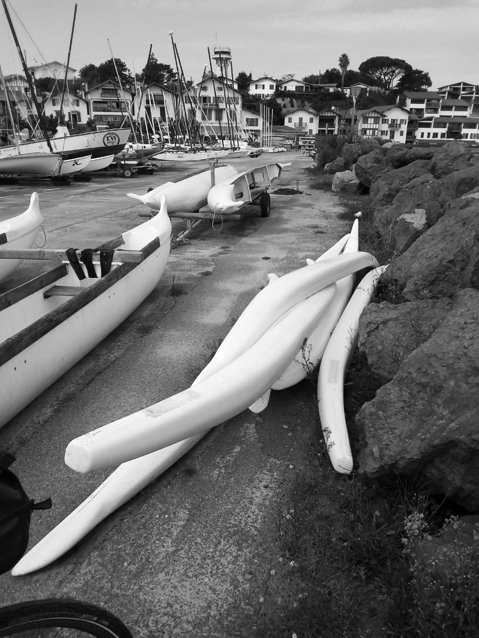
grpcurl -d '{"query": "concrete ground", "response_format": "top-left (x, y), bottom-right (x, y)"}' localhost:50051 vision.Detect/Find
top-left (0, 151), bottom-right (354, 637)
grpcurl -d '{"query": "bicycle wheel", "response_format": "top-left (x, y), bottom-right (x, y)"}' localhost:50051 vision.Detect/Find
top-left (0, 599), bottom-right (133, 638)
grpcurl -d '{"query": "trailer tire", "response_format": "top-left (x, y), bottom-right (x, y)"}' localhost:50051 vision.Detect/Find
top-left (123, 168), bottom-right (133, 178)
top-left (260, 192), bottom-right (271, 217)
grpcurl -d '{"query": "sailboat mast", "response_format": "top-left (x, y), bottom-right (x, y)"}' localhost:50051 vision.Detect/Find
top-left (0, 63), bottom-right (20, 151)
top-left (169, 32), bottom-right (191, 143)
top-left (207, 47), bottom-right (225, 147)
top-left (59, 2), bottom-right (77, 124)
top-left (136, 44), bottom-right (153, 143)
top-left (1, 0), bottom-right (54, 152)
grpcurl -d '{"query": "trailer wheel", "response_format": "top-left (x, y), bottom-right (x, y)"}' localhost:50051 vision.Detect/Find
top-left (123, 168), bottom-right (133, 178)
top-left (260, 192), bottom-right (271, 217)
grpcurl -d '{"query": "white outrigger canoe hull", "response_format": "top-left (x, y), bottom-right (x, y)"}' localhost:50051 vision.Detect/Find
top-left (13, 237), bottom-right (377, 574)
top-left (127, 164), bottom-right (238, 213)
top-left (317, 265), bottom-right (388, 473)
top-left (207, 162), bottom-right (289, 215)
top-left (0, 194), bottom-right (171, 430)
top-left (0, 193), bottom-right (43, 282)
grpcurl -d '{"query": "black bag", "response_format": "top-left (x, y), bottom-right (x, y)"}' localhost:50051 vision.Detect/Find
top-left (0, 452), bottom-right (52, 574)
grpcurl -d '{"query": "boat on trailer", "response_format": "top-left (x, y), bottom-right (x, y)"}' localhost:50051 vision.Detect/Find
top-left (127, 164), bottom-right (238, 213)
top-left (0, 192), bottom-right (171, 430)
top-left (0, 193), bottom-right (43, 282)
top-left (207, 162), bottom-right (290, 217)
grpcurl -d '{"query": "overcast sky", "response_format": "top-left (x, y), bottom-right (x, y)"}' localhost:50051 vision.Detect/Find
top-left (1, 0), bottom-right (477, 90)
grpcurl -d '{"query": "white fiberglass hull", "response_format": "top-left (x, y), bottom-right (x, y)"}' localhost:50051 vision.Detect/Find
top-left (127, 164), bottom-right (238, 213)
top-left (0, 129), bottom-right (131, 160)
top-left (207, 162), bottom-right (288, 215)
top-left (272, 220), bottom-right (360, 390)
top-left (0, 152), bottom-right (62, 176)
top-left (58, 155), bottom-right (92, 176)
top-left (0, 193), bottom-right (43, 282)
top-left (0, 196), bottom-right (171, 430)
top-left (65, 285), bottom-right (337, 473)
top-left (195, 251), bottom-right (379, 383)
top-left (150, 149), bottom-right (230, 162)
top-left (317, 265), bottom-right (388, 474)
top-left (83, 155), bottom-right (115, 172)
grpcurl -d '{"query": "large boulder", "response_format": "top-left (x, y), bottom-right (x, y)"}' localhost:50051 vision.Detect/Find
top-left (324, 156), bottom-right (347, 174)
top-left (358, 298), bottom-right (453, 382)
top-left (371, 173), bottom-right (443, 242)
top-left (354, 147), bottom-right (389, 188)
top-left (429, 140), bottom-right (479, 178)
top-left (369, 159), bottom-right (433, 207)
top-left (387, 146), bottom-right (437, 168)
top-left (331, 170), bottom-right (359, 194)
top-left (382, 196), bottom-right (479, 300)
top-left (355, 288), bottom-right (479, 511)
top-left (341, 142), bottom-right (362, 167)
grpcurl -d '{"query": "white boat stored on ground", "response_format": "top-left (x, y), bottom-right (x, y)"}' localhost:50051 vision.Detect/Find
top-left (13, 240), bottom-right (377, 573)
top-left (206, 162), bottom-right (290, 217)
top-left (0, 193), bottom-right (171, 430)
top-left (150, 147), bottom-right (230, 163)
top-left (0, 193), bottom-right (43, 282)
top-left (65, 286), bottom-right (337, 473)
top-left (0, 152), bottom-right (62, 177)
top-left (317, 264), bottom-right (388, 474)
top-left (0, 128), bottom-right (132, 162)
top-left (57, 154), bottom-right (92, 176)
top-left (83, 154), bottom-right (115, 173)
top-left (195, 251), bottom-right (379, 383)
top-left (127, 164), bottom-right (238, 213)
top-left (272, 220), bottom-right (360, 391)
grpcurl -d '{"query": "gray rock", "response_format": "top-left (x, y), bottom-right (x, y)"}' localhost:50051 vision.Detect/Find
top-left (383, 196), bottom-right (479, 300)
top-left (354, 148), bottom-right (389, 188)
top-left (358, 297), bottom-right (453, 381)
top-left (369, 160), bottom-right (432, 207)
top-left (331, 170), bottom-right (359, 194)
top-left (324, 156), bottom-right (347, 174)
top-left (429, 140), bottom-right (479, 178)
top-left (356, 289), bottom-right (479, 511)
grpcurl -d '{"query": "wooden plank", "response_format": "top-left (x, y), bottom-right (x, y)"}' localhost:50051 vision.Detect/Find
top-left (0, 247), bottom-right (145, 263)
top-left (44, 285), bottom-right (83, 298)
top-left (0, 264), bottom-right (68, 312)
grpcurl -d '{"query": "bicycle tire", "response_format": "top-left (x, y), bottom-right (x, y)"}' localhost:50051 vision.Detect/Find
top-left (0, 598), bottom-right (133, 638)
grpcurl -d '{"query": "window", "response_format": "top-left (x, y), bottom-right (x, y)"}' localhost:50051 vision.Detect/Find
top-left (432, 132), bottom-right (438, 138)
top-left (269, 84), bottom-right (274, 90)
top-left (52, 98), bottom-right (58, 106)
top-left (382, 118), bottom-right (388, 124)
top-left (309, 117), bottom-right (313, 123)
top-left (288, 117), bottom-right (292, 123)
top-left (246, 118), bottom-right (258, 126)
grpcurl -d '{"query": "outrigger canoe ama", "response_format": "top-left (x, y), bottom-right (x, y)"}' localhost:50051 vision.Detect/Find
top-left (0, 193), bottom-right (43, 283)
top-left (0, 192), bottom-right (172, 430)
top-left (207, 162), bottom-right (290, 217)
top-left (127, 164), bottom-right (238, 213)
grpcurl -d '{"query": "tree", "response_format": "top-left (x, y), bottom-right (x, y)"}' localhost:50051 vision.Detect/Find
top-left (302, 74), bottom-right (321, 85)
top-left (97, 58), bottom-right (134, 88)
top-left (78, 63), bottom-right (100, 88)
top-left (137, 52), bottom-right (176, 87)
top-left (235, 71), bottom-right (252, 94)
top-left (358, 56), bottom-right (413, 91)
top-left (320, 68), bottom-right (341, 85)
top-left (396, 68), bottom-right (432, 93)
top-left (338, 53), bottom-right (350, 90)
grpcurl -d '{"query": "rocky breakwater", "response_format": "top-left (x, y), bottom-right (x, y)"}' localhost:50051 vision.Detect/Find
top-left (335, 141), bottom-right (479, 517)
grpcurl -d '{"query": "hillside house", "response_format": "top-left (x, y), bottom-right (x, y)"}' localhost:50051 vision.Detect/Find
top-left (28, 61), bottom-right (76, 82)
top-left (131, 83), bottom-right (176, 136)
top-left (248, 77), bottom-right (277, 98)
top-left (83, 80), bottom-right (133, 128)
top-left (192, 76), bottom-right (243, 141)
top-left (42, 89), bottom-right (89, 128)
top-left (283, 108), bottom-right (318, 135)
top-left (241, 107), bottom-right (262, 141)
top-left (356, 105), bottom-right (409, 142)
